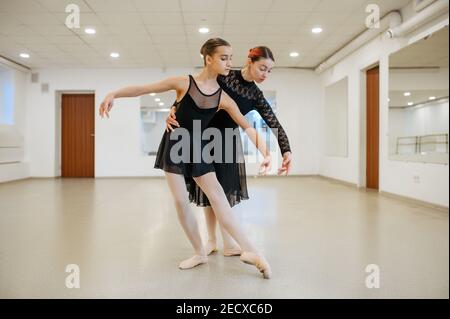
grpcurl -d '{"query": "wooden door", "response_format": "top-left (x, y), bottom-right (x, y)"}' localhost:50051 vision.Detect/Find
top-left (61, 94), bottom-right (95, 177)
top-left (366, 66), bottom-right (379, 189)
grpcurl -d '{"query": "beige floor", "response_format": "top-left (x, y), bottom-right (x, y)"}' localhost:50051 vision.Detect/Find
top-left (0, 176), bottom-right (448, 299)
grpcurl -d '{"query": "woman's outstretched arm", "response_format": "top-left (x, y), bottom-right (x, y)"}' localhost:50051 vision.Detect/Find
top-left (255, 92), bottom-right (292, 175)
top-left (219, 92), bottom-right (271, 174)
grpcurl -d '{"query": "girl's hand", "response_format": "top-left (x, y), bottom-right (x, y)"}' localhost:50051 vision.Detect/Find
top-left (165, 106), bottom-right (180, 132)
top-left (99, 93), bottom-right (115, 118)
top-left (278, 151), bottom-right (292, 176)
top-left (259, 155), bottom-right (271, 175)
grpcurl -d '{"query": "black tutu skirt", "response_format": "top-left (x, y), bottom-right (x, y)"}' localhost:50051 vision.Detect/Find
top-left (185, 126), bottom-right (249, 208)
top-left (154, 129), bottom-right (217, 178)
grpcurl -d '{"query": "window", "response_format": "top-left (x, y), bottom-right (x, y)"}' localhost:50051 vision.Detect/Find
top-left (0, 66), bottom-right (14, 125)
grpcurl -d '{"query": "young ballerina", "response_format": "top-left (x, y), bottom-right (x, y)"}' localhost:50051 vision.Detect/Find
top-left (166, 46), bottom-right (292, 257)
top-left (99, 38), bottom-right (272, 279)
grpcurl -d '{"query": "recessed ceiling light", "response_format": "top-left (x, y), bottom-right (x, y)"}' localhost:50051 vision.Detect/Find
top-left (149, 93), bottom-right (156, 96)
top-left (388, 98), bottom-right (391, 102)
top-left (429, 96), bottom-right (436, 100)
top-left (110, 52), bottom-right (120, 58)
top-left (155, 98), bottom-right (161, 102)
top-left (289, 52), bottom-right (299, 57)
top-left (158, 102), bottom-right (164, 106)
top-left (84, 28), bottom-right (96, 34)
top-left (19, 53), bottom-right (30, 58)
top-left (312, 27), bottom-right (323, 34)
top-left (407, 102), bottom-right (413, 106)
top-left (404, 92), bottom-right (411, 96)
top-left (198, 27), bottom-right (209, 34)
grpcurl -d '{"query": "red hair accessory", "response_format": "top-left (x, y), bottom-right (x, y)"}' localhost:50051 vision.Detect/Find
top-left (248, 47), bottom-right (262, 59)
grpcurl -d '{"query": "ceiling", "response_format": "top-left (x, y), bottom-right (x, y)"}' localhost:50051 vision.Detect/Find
top-left (0, 0), bottom-right (413, 69)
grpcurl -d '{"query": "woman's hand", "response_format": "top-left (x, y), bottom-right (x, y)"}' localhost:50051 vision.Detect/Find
top-left (259, 155), bottom-right (271, 175)
top-left (99, 93), bottom-right (115, 118)
top-left (165, 106), bottom-right (180, 132)
top-left (278, 151), bottom-right (292, 176)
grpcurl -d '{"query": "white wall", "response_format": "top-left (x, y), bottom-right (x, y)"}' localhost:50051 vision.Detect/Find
top-left (249, 69), bottom-right (321, 175)
top-left (319, 12), bottom-right (449, 207)
top-left (24, 67), bottom-right (320, 178)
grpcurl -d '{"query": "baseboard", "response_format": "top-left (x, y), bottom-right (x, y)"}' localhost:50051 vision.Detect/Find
top-left (379, 191), bottom-right (449, 212)
top-left (317, 174), bottom-right (358, 188)
top-left (0, 162), bottom-right (30, 183)
top-left (318, 174), bottom-right (448, 211)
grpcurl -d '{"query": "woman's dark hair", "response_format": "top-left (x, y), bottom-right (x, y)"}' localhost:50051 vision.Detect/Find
top-left (248, 46), bottom-right (275, 62)
top-left (200, 38), bottom-right (231, 65)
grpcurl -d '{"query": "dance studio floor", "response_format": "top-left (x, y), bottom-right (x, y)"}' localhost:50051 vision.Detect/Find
top-left (0, 176), bottom-right (448, 298)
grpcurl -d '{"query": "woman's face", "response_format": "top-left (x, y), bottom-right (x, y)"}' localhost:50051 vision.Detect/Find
top-left (248, 58), bottom-right (274, 83)
top-left (206, 45), bottom-right (233, 76)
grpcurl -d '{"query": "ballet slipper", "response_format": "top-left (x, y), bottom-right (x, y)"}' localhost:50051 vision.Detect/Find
top-left (178, 255), bottom-right (208, 270)
top-left (223, 246), bottom-right (242, 257)
top-left (240, 251), bottom-right (272, 279)
top-left (205, 241), bottom-right (218, 255)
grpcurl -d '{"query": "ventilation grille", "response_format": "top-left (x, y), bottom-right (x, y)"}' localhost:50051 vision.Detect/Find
top-left (41, 83), bottom-right (49, 93)
top-left (31, 72), bottom-right (39, 83)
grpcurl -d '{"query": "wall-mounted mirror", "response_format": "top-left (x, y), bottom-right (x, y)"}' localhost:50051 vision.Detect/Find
top-left (388, 26), bottom-right (449, 164)
top-left (140, 90), bottom-right (176, 155)
top-left (324, 77), bottom-right (348, 157)
top-left (240, 90), bottom-right (278, 156)
top-left (140, 89), bottom-right (279, 160)
top-left (0, 65), bottom-right (14, 125)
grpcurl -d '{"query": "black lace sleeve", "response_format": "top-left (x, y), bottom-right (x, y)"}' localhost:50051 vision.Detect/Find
top-left (255, 92), bottom-right (291, 155)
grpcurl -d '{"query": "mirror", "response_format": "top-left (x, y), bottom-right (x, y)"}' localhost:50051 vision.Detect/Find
top-left (140, 89), bottom-right (279, 161)
top-left (240, 90), bottom-right (278, 156)
top-left (140, 90), bottom-right (176, 155)
top-left (324, 77), bottom-right (348, 157)
top-left (0, 65), bottom-right (14, 125)
top-left (388, 26), bottom-right (449, 164)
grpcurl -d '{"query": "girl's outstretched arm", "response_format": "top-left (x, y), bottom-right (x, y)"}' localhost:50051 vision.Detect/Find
top-left (99, 76), bottom-right (187, 118)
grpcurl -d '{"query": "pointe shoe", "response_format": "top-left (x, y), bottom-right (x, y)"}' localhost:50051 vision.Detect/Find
top-left (240, 251), bottom-right (272, 279)
top-left (223, 246), bottom-right (242, 257)
top-left (205, 241), bottom-right (218, 256)
top-left (178, 255), bottom-right (208, 270)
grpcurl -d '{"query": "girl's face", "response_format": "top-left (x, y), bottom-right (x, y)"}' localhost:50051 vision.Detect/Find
top-left (206, 45), bottom-right (233, 76)
top-left (248, 58), bottom-right (274, 83)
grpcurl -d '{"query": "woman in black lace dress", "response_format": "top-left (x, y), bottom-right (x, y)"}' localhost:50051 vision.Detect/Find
top-left (166, 47), bottom-right (292, 257)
